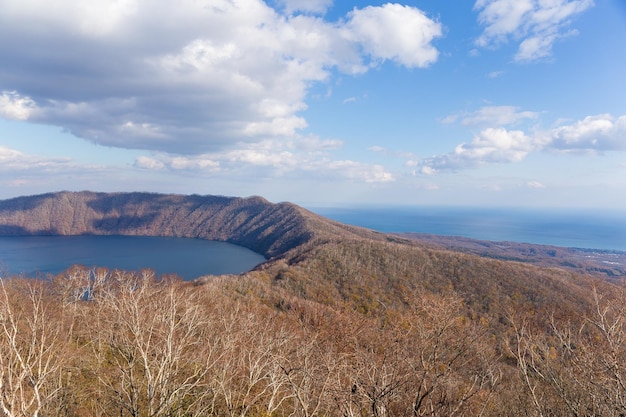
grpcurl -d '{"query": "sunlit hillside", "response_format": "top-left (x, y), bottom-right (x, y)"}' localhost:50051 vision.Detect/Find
top-left (0, 192), bottom-right (625, 416)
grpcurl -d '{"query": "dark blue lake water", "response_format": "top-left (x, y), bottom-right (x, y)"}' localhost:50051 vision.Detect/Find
top-left (311, 207), bottom-right (626, 251)
top-left (0, 235), bottom-right (266, 280)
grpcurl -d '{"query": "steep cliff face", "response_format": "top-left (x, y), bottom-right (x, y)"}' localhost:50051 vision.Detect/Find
top-left (0, 191), bottom-right (384, 259)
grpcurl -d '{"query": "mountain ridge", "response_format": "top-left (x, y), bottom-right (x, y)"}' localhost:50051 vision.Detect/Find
top-left (0, 190), bottom-right (391, 259)
top-left (0, 190), bottom-right (607, 318)
top-left (2, 191), bottom-right (625, 416)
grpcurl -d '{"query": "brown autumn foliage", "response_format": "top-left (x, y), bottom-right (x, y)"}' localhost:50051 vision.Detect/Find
top-left (2, 191), bottom-right (626, 415)
top-left (0, 263), bottom-right (621, 417)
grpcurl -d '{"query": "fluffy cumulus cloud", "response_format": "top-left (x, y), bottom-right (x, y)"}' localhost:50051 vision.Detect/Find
top-left (0, 0), bottom-right (441, 157)
top-left (420, 128), bottom-right (537, 173)
top-left (344, 3), bottom-right (442, 68)
top-left (473, 0), bottom-right (594, 61)
top-left (420, 113), bottom-right (626, 173)
top-left (548, 114), bottom-right (626, 152)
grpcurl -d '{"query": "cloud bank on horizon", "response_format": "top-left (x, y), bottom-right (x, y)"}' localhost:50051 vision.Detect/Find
top-left (0, 0), bottom-right (624, 207)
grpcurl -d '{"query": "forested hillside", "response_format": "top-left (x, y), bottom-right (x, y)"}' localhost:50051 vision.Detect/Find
top-left (0, 191), bottom-right (386, 258)
top-left (1, 191), bottom-right (625, 416)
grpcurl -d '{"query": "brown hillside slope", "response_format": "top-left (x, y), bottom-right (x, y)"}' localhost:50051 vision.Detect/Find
top-left (0, 191), bottom-right (602, 318)
top-left (253, 237), bottom-right (599, 322)
top-left (2, 191), bottom-right (624, 416)
top-left (0, 191), bottom-right (388, 259)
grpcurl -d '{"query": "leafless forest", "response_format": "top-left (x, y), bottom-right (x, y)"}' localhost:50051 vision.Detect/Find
top-left (0, 262), bottom-right (625, 417)
top-left (1, 191), bottom-right (626, 416)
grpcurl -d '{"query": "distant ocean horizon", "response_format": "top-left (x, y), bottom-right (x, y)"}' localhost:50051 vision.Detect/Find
top-left (311, 206), bottom-right (626, 252)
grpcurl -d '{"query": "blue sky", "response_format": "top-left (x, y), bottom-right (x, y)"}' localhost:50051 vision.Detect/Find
top-left (0, 0), bottom-right (625, 209)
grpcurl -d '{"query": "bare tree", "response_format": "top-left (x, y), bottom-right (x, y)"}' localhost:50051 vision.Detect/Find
top-left (86, 270), bottom-right (218, 417)
top-left (395, 292), bottom-right (498, 417)
top-left (0, 279), bottom-right (66, 417)
top-left (504, 313), bottom-right (551, 417)
top-left (505, 284), bottom-right (626, 417)
top-left (346, 320), bottom-right (407, 417)
top-left (277, 324), bottom-right (340, 417)
top-left (210, 302), bottom-right (293, 417)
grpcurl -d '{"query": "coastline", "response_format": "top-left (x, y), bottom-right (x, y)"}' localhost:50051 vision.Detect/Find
top-left (310, 206), bottom-right (626, 252)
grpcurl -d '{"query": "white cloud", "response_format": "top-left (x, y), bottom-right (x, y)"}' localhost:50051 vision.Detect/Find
top-left (367, 145), bottom-right (418, 164)
top-left (444, 105), bottom-right (539, 127)
top-left (420, 165), bottom-right (437, 176)
top-left (474, 0), bottom-right (594, 62)
top-left (319, 160), bottom-right (394, 183)
top-left (0, 146), bottom-right (78, 172)
top-left (548, 114), bottom-right (626, 152)
top-left (0, 91), bottom-right (38, 121)
top-left (527, 180), bottom-right (546, 188)
top-left (243, 116), bottom-right (309, 137)
top-left (0, 146), bottom-right (25, 163)
top-left (368, 145), bottom-right (386, 153)
top-left (134, 156), bottom-right (165, 170)
top-left (345, 3), bottom-right (442, 68)
top-left (515, 33), bottom-right (557, 62)
top-left (421, 113), bottom-right (626, 173)
top-left (134, 135), bottom-right (394, 183)
top-left (474, 0), bottom-right (534, 46)
top-left (0, 145), bottom-right (164, 196)
top-left (421, 128), bottom-right (536, 172)
top-left (120, 121), bottom-right (166, 139)
top-left (135, 154), bottom-right (221, 172)
top-left (0, 1), bottom-right (441, 155)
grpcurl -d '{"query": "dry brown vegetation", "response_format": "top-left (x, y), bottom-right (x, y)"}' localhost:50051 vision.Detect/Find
top-left (0, 265), bottom-right (624, 417)
top-left (1, 191), bottom-right (625, 416)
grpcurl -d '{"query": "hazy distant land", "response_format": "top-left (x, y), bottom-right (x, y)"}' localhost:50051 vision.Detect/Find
top-left (398, 233), bottom-right (626, 278)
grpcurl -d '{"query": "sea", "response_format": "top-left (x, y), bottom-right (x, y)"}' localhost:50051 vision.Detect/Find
top-left (311, 206), bottom-right (626, 252)
top-left (0, 235), bottom-right (266, 280)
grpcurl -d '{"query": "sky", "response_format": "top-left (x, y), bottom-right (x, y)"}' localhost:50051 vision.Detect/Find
top-left (0, 0), bottom-right (625, 209)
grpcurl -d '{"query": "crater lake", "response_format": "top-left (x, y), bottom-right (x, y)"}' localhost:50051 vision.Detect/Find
top-left (0, 235), bottom-right (266, 280)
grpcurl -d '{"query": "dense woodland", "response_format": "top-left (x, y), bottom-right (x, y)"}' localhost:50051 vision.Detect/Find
top-left (1, 191), bottom-right (626, 416)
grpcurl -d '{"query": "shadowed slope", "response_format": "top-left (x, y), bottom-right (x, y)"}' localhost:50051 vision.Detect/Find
top-left (0, 191), bottom-right (388, 259)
